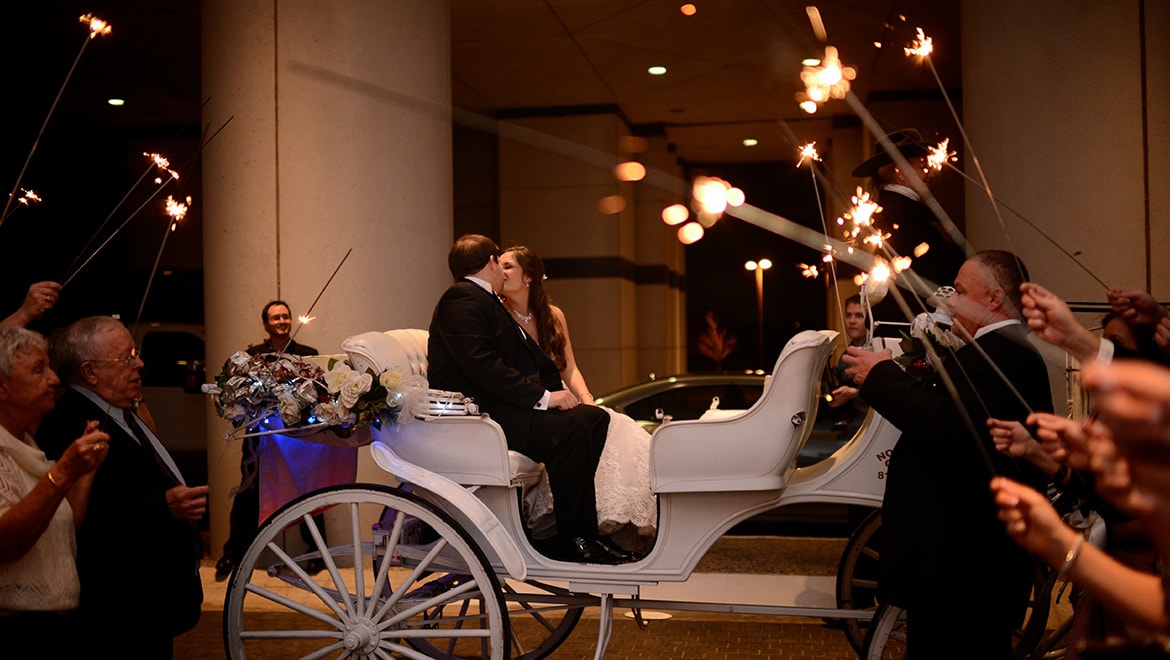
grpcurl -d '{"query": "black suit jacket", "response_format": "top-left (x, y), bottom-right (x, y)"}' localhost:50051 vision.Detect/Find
top-left (427, 279), bottom-right (563, 453)
top-left (36, 387), bottom-right (203, 636)
top-left (860, 324), bottom-right (1052, 619)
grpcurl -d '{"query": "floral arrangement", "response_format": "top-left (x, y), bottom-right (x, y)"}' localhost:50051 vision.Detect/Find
top-left (210, 351), bottom-right (425, 435)
top-left (893, 287), bottom-right (965, 382)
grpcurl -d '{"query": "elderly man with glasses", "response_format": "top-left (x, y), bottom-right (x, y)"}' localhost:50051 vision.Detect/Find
top-left (36, 316), bottom-right (207, 659)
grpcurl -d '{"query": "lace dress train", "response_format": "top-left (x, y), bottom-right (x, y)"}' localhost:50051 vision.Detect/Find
top-left (524, 407), bottom-right (656, 553)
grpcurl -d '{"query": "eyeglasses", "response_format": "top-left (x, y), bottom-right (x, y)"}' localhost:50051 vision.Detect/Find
top-left (86, 346), bottom-right (142, 368)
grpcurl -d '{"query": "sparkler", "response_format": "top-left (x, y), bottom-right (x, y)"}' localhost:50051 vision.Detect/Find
top-left (0, 189), bottom-right (43, 224)
top-left (927, 139), bottom-right (957, 173)
top-left (298, 315), bottom-right (316, 326)
top-left (795, 46), bottom-right (856, 114)
top-left (0, 14), bottom-right (113, 230)
top-left (797, 142), bottom-right (821, 167)
top-left (281, 248), bottom-right (355, 357)
top-left (133, 195), bottom-right (194, 331)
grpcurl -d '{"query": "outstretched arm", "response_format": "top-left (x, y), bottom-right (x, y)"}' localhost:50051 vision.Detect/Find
top-left (1020, 282), bottom-right (1102, 362)
top-left (992, 477), bottom-right (1170, 634)
top-left (0, 281), bottom-right (61, 329)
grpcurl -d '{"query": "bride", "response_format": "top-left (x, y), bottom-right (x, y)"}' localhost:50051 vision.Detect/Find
top-left (498, 245), bottom-right (656, 553)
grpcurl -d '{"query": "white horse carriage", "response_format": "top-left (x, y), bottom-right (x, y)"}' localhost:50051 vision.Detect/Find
top-left (218, 328), bottom-right (1066, 659)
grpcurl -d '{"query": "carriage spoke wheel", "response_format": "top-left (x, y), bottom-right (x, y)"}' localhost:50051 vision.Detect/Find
top-left (836, 507), bottom-right (883, 653)
top-left (223, 484), bottom-right (510, 659)
top-left (499, 579), bottom-right (586, 660)
top-left (862, 603), bottom-right (907, 659)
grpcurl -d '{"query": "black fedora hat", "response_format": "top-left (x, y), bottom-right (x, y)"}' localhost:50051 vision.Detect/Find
top-left (851, 128), bottom-right (929, 178)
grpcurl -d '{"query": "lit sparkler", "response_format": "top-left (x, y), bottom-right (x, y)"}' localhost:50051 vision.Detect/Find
top-left (838, 187), bottom-right (885, 248)
top-left (927, 139), bottom-right (957, 172)
top-left (795, 46), bottom-right (856, 114)
top-left (18, 189), bottom-right (41, 206)
top-left (904, 27), bottom-right (932, 58)
top-left (80, 14), bottom-right (113, 39)
top-left (164, 195), bottom-right (192, 230)
top-left (797, 142), bottom-right (821, 167)
top-left (147, 152), bottom-right (180, 180)
top-left (798, 263), bottom-right (819, 278)
top-left (298, 315), bottom-right (316, 325)
top-left (0, 14), bottom-right (113, 229)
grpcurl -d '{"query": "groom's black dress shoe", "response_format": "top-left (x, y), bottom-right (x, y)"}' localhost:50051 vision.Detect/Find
top-left (538, 536), bottom-right (635, 564)
top-left (594, 535), bottom-right (642, 563)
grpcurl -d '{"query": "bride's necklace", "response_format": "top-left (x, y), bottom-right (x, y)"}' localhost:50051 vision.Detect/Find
top-left (511, 307), bottom-right (533, 324)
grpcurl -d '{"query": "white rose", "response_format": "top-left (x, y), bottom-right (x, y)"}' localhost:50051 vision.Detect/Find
top-left (313, 401), bottom-right (355, 426)
top-left (338, 371), bottom-right (373, 409)
top-left (277, 394), bottom-right (303, 424)
top-left (378, 368), bottom-right (404, 392)
top-left (323, 363), bottom-right (353, 393)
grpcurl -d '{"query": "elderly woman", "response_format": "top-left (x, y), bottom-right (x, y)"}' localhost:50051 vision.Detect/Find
top-left (0, 326), bottom-right (108, 654)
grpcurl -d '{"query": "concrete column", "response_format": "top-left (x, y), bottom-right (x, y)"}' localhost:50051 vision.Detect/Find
top-left (201, 0), bottom-right (452, 553)
top-left (962, 0), bottom-right (1170, 413)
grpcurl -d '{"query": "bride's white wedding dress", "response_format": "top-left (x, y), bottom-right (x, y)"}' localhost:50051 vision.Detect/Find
top-left (524, 406), bottom-right (656, 553)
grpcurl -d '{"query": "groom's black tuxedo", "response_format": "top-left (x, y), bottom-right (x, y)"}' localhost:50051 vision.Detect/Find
top-left (428, 279), bottom-right (609, 540)
top-left (860, 323), bottom-right (1052, 657)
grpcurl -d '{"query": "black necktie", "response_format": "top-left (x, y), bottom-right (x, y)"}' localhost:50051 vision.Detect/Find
top-left (123, 408), bottom-right (182, 487)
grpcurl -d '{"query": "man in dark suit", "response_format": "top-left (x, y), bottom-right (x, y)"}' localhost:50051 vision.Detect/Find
top-left (843, 250), bottom-right (1053, 658)
top-left (852, 128), bottom-right (967, 322)
top-left (37, 316), bottom-right (207, 658)
top-left (216, 299), bottom-right (320, 581)
top-left (428, 234), bottom-right (627, 564)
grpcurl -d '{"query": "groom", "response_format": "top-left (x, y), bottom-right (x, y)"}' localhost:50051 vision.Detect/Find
top-left (427, 234), bottom-right (629, 564)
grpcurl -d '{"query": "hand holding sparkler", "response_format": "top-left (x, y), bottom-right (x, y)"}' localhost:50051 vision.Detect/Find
top-left (1107, 287), bottom-right (1168, 327)
top-left (1020, 282), bottom-right (1103, 363)
top-left (0, 281), bottom-right (62, 329)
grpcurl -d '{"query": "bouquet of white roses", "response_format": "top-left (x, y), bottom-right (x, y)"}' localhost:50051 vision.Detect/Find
top-left (210, 351), bottom-right (425, 435)
top-left (893, 287), bottom-right (965, 382)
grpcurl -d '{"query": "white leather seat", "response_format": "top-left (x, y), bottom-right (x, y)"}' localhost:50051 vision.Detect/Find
top-left (342, 329), bottom-right (542, 489)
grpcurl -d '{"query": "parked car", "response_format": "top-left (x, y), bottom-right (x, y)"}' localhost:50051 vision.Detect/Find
top-left (133, 322), bottom-right (208, 490)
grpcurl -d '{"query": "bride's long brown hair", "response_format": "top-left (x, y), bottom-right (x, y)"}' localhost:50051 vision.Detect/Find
top-left (502, 245), bottom-right (567, 371)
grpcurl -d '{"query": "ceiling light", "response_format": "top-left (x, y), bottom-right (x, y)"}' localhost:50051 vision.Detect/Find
top-left (107, 98), bottom-right (125, 106)
top-left (742, 138), bottom-right (758, 147)
top-left (648, 66), bottom-right (667, 76)
top-left (801, 58), bottom-right (821, 67)
top-left (680, 3), bottom-right (697, 16)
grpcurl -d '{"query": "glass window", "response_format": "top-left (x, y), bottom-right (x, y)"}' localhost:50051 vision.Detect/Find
top-left (140, 331), bottom-right (205, 387)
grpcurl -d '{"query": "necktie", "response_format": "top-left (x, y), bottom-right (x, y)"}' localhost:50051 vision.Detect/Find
top-left (123, 408), bottom-right (183, 487)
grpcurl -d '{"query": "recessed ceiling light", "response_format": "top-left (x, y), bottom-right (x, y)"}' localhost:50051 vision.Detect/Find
top-left (680, 3), bottom-right (697, 16)
top-left (648, 66), bottom-right (667, 76)
top-left (107, 98), bottom-right (125, 106)
top-left (742, 138), bottom-right (759, 147)
top-left (801, 58), bottom-right (821, 67)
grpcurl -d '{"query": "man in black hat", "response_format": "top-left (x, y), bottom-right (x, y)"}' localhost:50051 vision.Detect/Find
top-left (852, 128), bottom-right (966, 321)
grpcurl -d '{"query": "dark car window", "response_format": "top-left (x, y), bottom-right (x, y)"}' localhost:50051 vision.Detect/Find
top-left (622, 384), bottom-right (763, 422)
top-left (140, 331), bottom-right (205, 387)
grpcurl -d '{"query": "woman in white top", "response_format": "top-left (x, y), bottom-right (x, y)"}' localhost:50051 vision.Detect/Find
top-left (0, 327), bottom-right (109, 656)
top-left (499, 246), bottom-right (656, 553)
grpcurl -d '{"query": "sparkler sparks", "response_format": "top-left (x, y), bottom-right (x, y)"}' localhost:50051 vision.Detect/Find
top-left (797, 142), bottom-right (821, 167)
top-left (146, 152), bottom-right (180, 180)
top-left (838, 187), bottom-right (885, 248)
top-left (798, 263), bottom-right (819, 278)
top-left (164, 195), bottom-right (192, 230)
top-left (904, 27), bottom-right (933, 58)
top-left (18, 189), bottom-right (41, 206)
top-left (795, 46), bottom-right (856, 114)
top-left (298, 315), bottom-right (316, 325)
top-left (80, 14), bottom-right (113, 39)
top-left (927, 139), bottom-right (957, 172)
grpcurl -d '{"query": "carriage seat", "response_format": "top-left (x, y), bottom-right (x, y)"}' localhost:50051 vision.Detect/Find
top-left (649, 330), bottom-right (838, 493)
top-left (341, 329), bottom-right (543, 489)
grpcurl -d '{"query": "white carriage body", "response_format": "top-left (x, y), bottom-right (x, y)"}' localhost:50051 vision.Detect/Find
top-left (343, 328), bottom-right (902, 592)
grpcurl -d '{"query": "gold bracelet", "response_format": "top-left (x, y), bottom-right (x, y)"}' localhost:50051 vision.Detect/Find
top-left (1058, 533), bottom-right (1086, 581)
top-left (46, 469), bottom-right (64, 491)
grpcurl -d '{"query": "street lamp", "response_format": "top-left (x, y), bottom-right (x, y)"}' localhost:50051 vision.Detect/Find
top-left (745, 258), bottom-right (772, 368)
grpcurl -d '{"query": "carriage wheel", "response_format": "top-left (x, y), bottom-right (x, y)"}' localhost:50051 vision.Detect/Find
top-left (835, 507), bottom-right (883, 652)
top-left (859, 561), bottom-right (1072, 660)
top-left (861, 603), bottom-right (907, 659)
top-left (500, 579), bottom-right (586, 660)
top-left (223, 484), bottom-right (510, 659)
